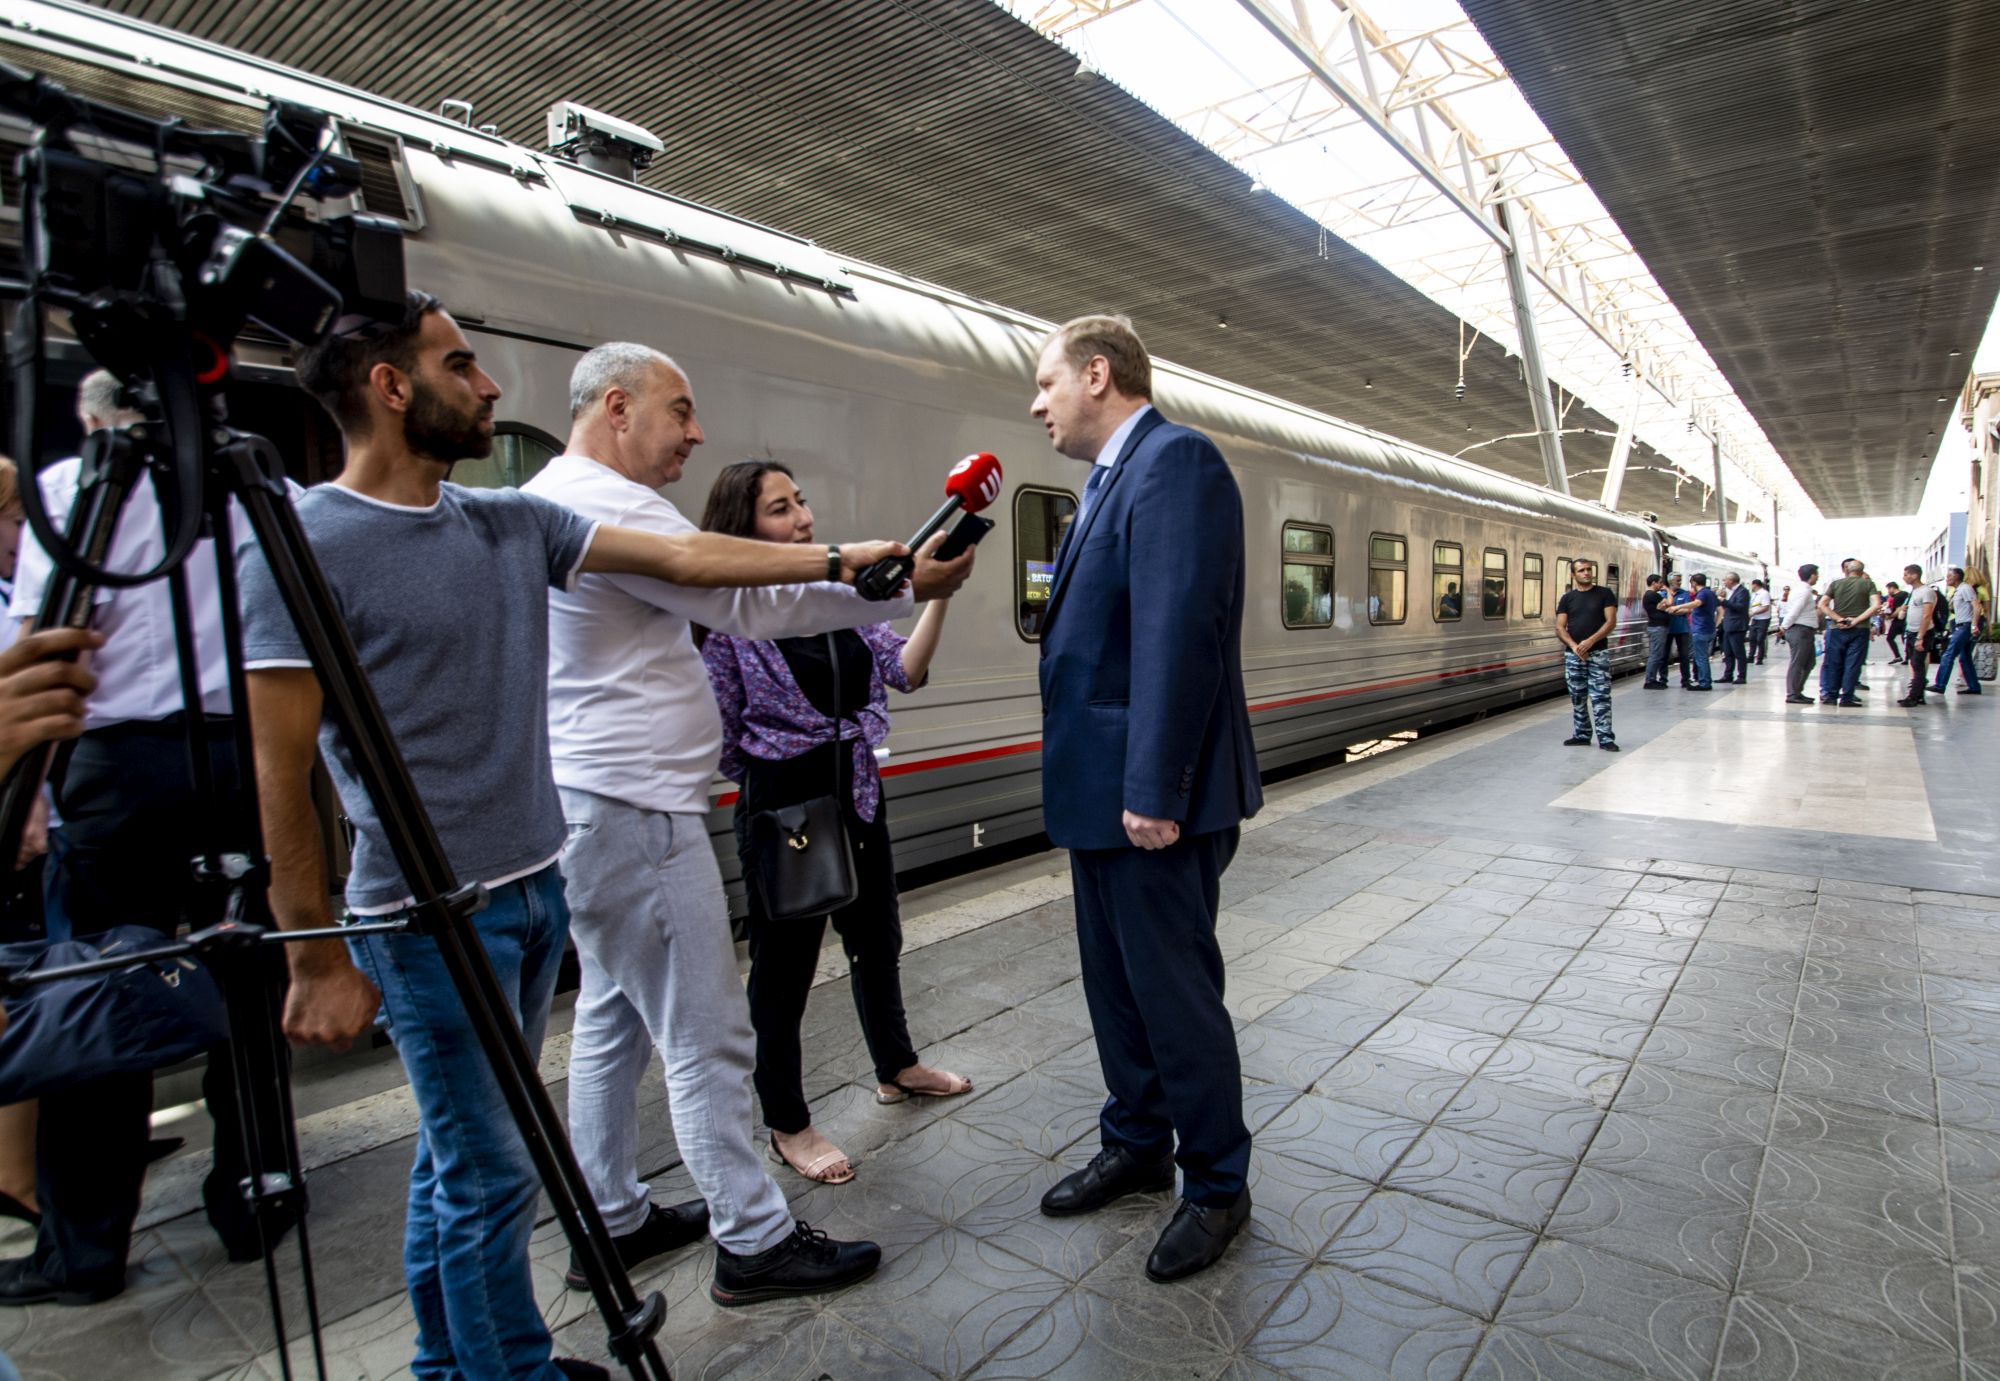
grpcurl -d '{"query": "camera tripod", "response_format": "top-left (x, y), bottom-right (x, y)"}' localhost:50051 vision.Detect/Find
top-left (0, 321), bottom-right (672, 1379)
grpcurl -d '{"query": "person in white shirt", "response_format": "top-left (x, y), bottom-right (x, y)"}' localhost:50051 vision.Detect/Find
top-left (1898, 564), bottom-right (1941, 705)
top-left (1, 372), bottom-right (299, 1304)
top-left (523, 343), bottom-right (974, 1305)
top-left (1747, 578), bottom-right (1774, 664)
top-left (1930, 566), bottom-right (1983, 695)
top-left (1778, 563), bottom-right (1822, 704)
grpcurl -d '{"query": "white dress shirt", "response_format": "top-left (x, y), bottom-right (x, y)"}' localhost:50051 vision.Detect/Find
top-left (1749, 588), bottom-right (1773, 620)
top-left (1779, 583), bottom-right (1821, 631)
top-left (523, 452), bottom-right (914, 816)
top-left (9, 456), bottom-right (299, 728)
top-left (1093, 404), bottom-right (1153, 473)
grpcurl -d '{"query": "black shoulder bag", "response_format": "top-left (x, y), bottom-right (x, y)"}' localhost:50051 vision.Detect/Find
top-left (745, 633), bottom-right (862, 921)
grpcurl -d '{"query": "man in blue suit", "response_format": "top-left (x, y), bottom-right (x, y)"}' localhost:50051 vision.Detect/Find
top-left (1027, 315), bottom-right (1261, 1282)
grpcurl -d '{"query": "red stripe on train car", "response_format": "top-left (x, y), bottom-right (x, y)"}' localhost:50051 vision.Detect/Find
top-left (708, 648), bottom-right (1572, 807)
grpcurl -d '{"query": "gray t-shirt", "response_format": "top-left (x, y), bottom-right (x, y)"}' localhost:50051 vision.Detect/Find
top-left (238, 483), bottom-right (597, 911)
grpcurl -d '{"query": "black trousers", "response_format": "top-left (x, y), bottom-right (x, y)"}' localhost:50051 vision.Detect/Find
top-left (1748, 618), bottom-right (1771, 664)
top-left (1721, 626), bottom-right (1748, 681)
top-left (34, 722), bottom-right (282, 1287)
top-left (1906, 643), bottom-right (1932, 700)
top-left (1071, 826), bottom-right (1249, 1206)
top-left (1668, 631), bottom-right (1692, 684)
top-left (736, 804), bottom-right (916, 1134)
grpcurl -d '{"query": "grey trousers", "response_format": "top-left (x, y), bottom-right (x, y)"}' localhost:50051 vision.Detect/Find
top-left (1783, 624), bottom-right (1817, 699)
top-left (558, 787), bottom-right (793, 1255)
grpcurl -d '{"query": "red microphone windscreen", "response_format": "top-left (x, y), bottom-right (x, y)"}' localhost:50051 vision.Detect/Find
top-left (943, 453), bottom-right (1003, 513)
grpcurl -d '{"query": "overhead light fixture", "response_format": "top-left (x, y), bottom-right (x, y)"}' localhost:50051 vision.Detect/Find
top-left (1073, 56), bottom-right (1100, 81)
top-left (1364, 378), bottom-right (1374, 390)
top-left (1248, 173), bottom-right (1269, 194)
top-left (1216, 315), bottom-right (1229, 330)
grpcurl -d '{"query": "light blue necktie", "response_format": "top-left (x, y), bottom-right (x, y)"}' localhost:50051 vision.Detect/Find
top-left (1076, 463), bottom-right (1108, 529)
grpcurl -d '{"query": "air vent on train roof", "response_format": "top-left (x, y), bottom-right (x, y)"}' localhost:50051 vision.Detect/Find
top-left (546, 101), bottom-right (662, 183)
top-left (337, 125), bottom-right (425, 231)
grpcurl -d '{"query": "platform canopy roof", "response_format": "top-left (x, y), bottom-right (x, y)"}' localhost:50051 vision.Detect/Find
top-left (1459, 0), bottom-right (2000, 519)
top-left (81, 0), bottom-right (1986, 529)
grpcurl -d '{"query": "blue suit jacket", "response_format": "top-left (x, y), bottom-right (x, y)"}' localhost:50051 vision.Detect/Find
top-left (1037, 409), bottom-right (1262, 851)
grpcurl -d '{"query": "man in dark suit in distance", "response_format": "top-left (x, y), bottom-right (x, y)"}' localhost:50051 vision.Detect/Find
top-left (1027, 315), bottom-right (1262, 1283)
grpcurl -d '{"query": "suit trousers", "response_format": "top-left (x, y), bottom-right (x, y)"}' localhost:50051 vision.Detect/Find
top-left (1070, 827), bottom-right (1250, 1206)
top-left (35, 722), bottom-right (279, 1289)
top-left (1783, 625), bottom-right (1817, 698)
top-left (1721, 626), bottom-right (1748, 681)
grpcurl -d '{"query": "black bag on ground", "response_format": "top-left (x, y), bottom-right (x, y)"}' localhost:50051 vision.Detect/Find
top-left (743, 633), bottom-right (861, 922)
top-left (0, 925), bottom-right (230, 1104)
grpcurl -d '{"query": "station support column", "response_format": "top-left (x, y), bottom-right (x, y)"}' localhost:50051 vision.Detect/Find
top-left (1495, 192), bottom-right (1568, 495)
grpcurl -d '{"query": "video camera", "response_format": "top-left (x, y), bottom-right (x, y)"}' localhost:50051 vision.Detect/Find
top-left (3, 59), bottom-right (405, 360)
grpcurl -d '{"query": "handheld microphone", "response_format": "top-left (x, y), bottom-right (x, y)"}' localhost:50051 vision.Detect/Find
top-left (855, 452), bottom-right (1002, 600)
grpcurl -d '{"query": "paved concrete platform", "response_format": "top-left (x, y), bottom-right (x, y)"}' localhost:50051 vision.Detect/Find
top-left (6, 641), bottom-right (1997, 1379)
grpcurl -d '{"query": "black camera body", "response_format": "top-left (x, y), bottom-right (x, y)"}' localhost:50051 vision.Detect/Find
top-left (6, 66), bottom-right (406, 353)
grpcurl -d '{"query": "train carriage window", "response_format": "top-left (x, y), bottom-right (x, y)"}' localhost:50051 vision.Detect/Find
top-left (447, 422), bottom-right (562, 490)
top-left (1432, 542), bottom-right (1464, 622)
top-left (1555, 557), bottom-right (1574, 602)
top-left (1607, 563), bottom-right (1621, 591)
top-left (1368, 533), bottom-right (1407, 624)
top-left (1482, 548), bottom-right (1508, 618)
top-left (1281, 523), bottom-right (1335, 628)
top-left (1014, 485), bottom-right (1079, 641)
top-left (1523, 553), bottom-right (1545, 619)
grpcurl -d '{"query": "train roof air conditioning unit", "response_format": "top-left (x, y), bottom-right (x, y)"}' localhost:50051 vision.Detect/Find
top-left (546, 101), bottom-right (663, 182)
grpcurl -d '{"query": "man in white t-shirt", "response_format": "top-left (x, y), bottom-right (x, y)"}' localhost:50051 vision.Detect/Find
top-left (1931, 566), bottom-right (1983, 695)
top-left (1778, 563), bottom-right (1821, 704)
top-left (1898, 565), bottom-right (1941, 705)
top-left (524, 344), bottom-right (974, 1305)
top-left (1747, 578), bottom-right (1774, 664)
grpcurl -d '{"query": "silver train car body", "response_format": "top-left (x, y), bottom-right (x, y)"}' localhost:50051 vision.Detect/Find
top-left (2, 2), bottom-right (1768, 888)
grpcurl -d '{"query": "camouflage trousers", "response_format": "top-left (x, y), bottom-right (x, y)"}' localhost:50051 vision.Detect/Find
top-left (1564, 648), bottom-right (1614, 743)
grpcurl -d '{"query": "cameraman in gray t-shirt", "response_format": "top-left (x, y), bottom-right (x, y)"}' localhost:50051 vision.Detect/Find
top-left (238, 291), bottom-right (905, 1381)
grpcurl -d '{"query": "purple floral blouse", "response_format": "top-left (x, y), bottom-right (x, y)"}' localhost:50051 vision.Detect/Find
top-left (701, 622), bottom-right (921, 823)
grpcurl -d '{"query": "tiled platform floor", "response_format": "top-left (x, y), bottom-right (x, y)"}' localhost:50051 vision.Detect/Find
top-left (8, 644), bottom-right (1999, 1380)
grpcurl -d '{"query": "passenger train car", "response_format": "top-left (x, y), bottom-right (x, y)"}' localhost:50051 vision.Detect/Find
top-left (0, 1), bottom-right (1767, 894)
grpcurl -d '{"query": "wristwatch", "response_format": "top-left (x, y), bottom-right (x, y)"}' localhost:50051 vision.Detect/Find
top-left (826, 544), bottom-right (842, 582)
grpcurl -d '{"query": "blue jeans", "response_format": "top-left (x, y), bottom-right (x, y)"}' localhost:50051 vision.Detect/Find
top-left (1689, 632), bottom-right (1715, 688)
top-left (349, 865), bottom-right (571, 1381)
top-left (1644, 627), bottom-right (1669, 685)
top-left (1933, 625), bottom-right (1982, 692)
top-left (1824, 625), bottom-right (1869, 700)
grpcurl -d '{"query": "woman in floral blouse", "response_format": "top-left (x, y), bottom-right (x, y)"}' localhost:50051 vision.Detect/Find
top-left (700, 461), bottom-right (971, 1185)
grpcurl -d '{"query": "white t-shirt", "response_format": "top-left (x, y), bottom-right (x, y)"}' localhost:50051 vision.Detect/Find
top-left (524, 452), bottom-right (912, 815)
top-left (1748, 588), bottom-right (1773, 620)
top-left (1905, 583), bottom-right (1939, 636)
top-left (1780, 584), bottom-right (1820, 630)
top-left (10, 456), bottom-right (301, 728)
top-left (1951, 582), bottom-right (1978, 627)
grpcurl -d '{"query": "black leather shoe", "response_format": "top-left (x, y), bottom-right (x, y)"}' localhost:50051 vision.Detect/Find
top-left (1598, 740), bottom-right (1620, 752)
top-left (1838, 698), bottom-right (1864, 708)
top-left (1145, 1192), bottom-right (1251, 1283)
top-left (555, 1361), bottom-right (609, 1381)
top-left (1785, 695), bottom-right (1813, 704)
top-left (0, 1255), bottom-right (122, 1307)
top-left (1562, 736), bottom-right (1591, 747)
top-left (710, 1220), bottom-right (879, 1306)
top-left (1040, 1145), bottom-right (1176, 1217)
top-left (1898, 696), bottom-right (1926, 706)
top-left (567, 1199), bottom-right (711, 1290)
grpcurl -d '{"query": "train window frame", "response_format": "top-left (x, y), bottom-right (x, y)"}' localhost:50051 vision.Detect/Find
top-left (1432, 541), bottom-right (1464, 623)
top-left (447, 421), bottom-right (564, 491)
top-left (1522, 552), bottom-right (1545, 619)
top-left (1368, 532), bottom-right (1408, 625)
top-left (1555, 556), bottom-right (1575, 602)
top-left (1482, 547), bottom-right (1509, 619)
top-left (1013, 484), bottom-right (1080, 643)
top-left (1280, 521), bottom-right (1336, 629)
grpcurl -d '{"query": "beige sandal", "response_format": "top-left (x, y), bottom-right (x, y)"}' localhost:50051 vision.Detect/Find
top-left (875, 1070), bottom-right (974, 1105)
top-left (768, 1131), bottom-right (855, 1185)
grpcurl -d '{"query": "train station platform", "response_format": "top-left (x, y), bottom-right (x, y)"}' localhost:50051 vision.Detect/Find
top-left (6, 640), bottom-right (1997, 1380)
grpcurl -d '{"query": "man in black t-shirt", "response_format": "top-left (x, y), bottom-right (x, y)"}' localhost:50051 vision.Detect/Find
top-left (1556, 560), bottom-right (1621, 750)
top-left (1640, 574), bottom-right (1670, 688)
